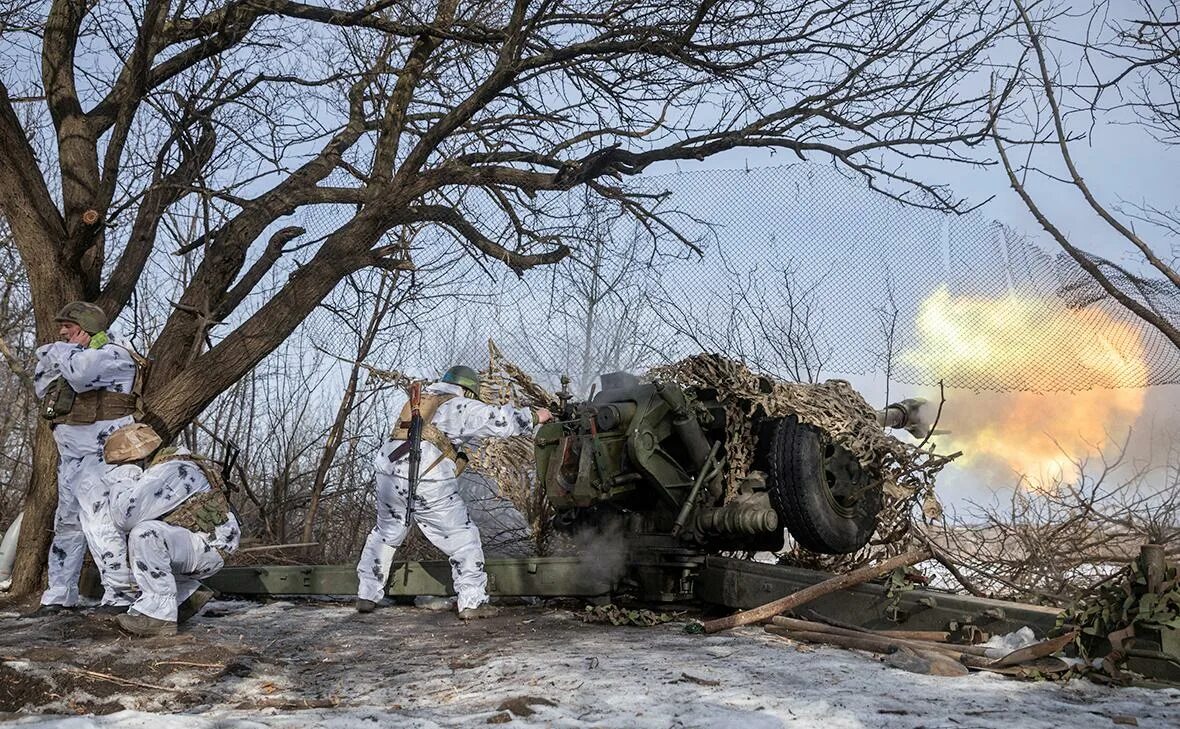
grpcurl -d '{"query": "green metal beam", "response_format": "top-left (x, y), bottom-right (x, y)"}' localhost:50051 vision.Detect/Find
top-left (207, 557), bottom-right (614, 597)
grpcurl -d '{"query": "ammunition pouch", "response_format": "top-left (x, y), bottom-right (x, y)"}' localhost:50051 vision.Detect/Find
top-left (162, 489), bottom-right (231, 535)
top-left (40, 378), bottom-right (77, 422)
top-left (58, 390), bottom-right (138, 425)
top-left (155, 453), bottom-right (232, 535)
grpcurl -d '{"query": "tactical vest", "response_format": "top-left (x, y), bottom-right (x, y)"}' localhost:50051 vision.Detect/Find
top-left (389, 393), bottom-right (467, 476)
top-left (154, 454), bottom-right (233, 539)
top-left (42, 344), bottom-right (148, 426)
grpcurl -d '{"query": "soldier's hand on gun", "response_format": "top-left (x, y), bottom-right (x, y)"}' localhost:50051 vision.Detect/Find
top-left (535, 408), bottom-right (552, 424)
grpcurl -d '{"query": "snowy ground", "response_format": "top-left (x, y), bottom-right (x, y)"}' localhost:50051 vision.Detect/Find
top-left (1, 598), bottom-right (1177, 728)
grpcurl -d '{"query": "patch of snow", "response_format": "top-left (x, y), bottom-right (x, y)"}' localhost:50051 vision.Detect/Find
top-left (982, 625), bottom-right (1039, 658)
top-left (2, 599), bottom-right (1177, 728)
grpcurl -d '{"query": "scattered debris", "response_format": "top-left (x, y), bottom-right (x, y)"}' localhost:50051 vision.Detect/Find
top-left (1, 600), bottom-right (1175, 726)
top-left (763, 614), bottom-right (1081, 680)
top-left (580, 605), bottom-right (683, 627)
top-left (1054, 546), bottom-right (1180, 683)
top-left (678, 672), bottom-right (722, 686)
top-left (884, 646), bottom-right (969, 677)
top-left (243, 697), bottom-right (341, 710)
top-left (496, 695), bottom-right (557, 717)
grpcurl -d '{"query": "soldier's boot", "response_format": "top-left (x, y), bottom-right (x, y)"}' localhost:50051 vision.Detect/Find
top-left (457, 604), bottom-right (500, 621)
top-left (20, 603), bottom-right (74, 619)
top-left (177, 586), bottom-right (215, 623)
top-left (355, 599), bottom-right (377, 614)
top-left (116, 609), bottom-right (177, 637)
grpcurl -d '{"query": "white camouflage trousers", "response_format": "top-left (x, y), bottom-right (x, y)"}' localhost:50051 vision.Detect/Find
top-left (42, 422), bottom-right (135, 607)
top-left (356, 471), bottom-right (489, 610)
top-left (126, 520), bottom-right (223, 622)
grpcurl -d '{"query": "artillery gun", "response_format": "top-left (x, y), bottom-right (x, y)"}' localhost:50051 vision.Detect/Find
top-left (534, 371), bottom-right (928, 560)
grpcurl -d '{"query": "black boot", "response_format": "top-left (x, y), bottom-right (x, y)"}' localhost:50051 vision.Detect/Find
top-left (20, 603), bottom-right (73, 619)
top-left (355, 598), bottom-right (376, 613)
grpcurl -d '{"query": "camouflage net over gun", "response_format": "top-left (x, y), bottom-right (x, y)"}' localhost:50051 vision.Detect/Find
top-left (647, 354), bottom-right (957, 568)
top-left (436, 346), bottom-right (957, 569)
top-left (469, 341), bottom-right (558, 552)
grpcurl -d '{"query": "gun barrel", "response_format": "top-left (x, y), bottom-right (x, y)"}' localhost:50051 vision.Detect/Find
top-left (877, 398), bottom-right (930, 439)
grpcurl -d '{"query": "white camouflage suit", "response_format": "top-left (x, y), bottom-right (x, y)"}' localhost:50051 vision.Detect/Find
top-left (356, 382), bottom-right (535, 609)
top-left (33, 340), bottom-right (137, 607)
top-left (106, 453), bottom-right (241, 621)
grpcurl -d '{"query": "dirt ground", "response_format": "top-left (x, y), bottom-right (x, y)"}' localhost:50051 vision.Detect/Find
top-left (1, 597), bottom-right (1178, 728)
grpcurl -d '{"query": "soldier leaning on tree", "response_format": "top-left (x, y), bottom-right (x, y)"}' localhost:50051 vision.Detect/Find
top-left (24, 302), bottom-right (145, 617)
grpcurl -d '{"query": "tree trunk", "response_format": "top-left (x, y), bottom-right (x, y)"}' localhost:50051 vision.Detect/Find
top-left (6, 229), bottom-right (85, 597)
top-left (8, 424), bottom-right (58, 596)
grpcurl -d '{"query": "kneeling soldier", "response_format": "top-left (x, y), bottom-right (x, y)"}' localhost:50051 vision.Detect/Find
top-left (101, 424), bottom-right (240, 636)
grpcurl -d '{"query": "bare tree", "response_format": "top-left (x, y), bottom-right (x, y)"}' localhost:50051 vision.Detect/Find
top-left (0, 227), bottom-right (35, 527)
top-left (924, 433), bottom-right (1180, 606)
top-left (993, 0), bottom-right (1180, 351)
top-left (654, 255), bottom-right (834, 383)
top-left (1, 0), bottom-right (1019, 594)
top-left (504, 204), bottom-right (675, 396)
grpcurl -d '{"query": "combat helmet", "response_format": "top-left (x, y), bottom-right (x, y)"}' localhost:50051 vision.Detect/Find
top-left (55, 301), bottom-right (107, 334)
top-left (441, 365), bottom-right (481, 398)
top-left (103, 423), bottom-right (163, 464)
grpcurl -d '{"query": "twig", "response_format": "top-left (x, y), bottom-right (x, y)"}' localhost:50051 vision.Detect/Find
top-left (151, 660), bottom-right (224, 669)
top-left (916, 530), bottom-right (989, 597)
top-left (916, 380), bottom-right (945, 452)
top-left (0, 336), bottom-right (31, 387)
top-left (237, 541), bottom-right (319, 553)
top-left (66, 667), bottom-right (181, 692)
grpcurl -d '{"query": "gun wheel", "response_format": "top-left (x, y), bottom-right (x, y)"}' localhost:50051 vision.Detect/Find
top-left (762, 415), bottom-right (882, 554)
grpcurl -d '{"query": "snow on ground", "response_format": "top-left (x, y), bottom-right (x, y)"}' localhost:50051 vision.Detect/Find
top-left (1, 599), bottom-right (1177, 728)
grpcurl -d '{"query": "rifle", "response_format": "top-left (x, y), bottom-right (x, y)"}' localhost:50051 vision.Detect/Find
top-left (221, 439), bottom-right (241, 493)
top-left (403, 381), bottom-right (423, 528)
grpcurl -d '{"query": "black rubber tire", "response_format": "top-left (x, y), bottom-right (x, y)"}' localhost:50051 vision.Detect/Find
top-left (763, 416), bottom-right (882, 554)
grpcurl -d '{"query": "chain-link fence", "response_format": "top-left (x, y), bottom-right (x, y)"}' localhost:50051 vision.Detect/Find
top-left (6, 163), bottom-right (1177, 561)
top-left (293, 164), bottom-right (1179, 394)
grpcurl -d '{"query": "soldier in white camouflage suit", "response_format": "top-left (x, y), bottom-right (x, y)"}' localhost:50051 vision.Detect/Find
top-left (355, 366), bottom-right (550, 619)
top-left (101, 424), bottom-right (241, 636)
top-left (25, 302), bottom-right (141, 617)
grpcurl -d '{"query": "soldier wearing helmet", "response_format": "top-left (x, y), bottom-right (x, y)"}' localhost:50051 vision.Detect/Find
top-left (100, 424), bottom-right (241, 636)
top-left (354, 365), bottom-right (551, 619)
top-left (24, 302), bottom-right (144, 618)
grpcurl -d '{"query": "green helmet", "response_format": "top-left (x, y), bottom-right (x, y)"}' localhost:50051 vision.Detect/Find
top-left (441, 365), bottom-right (481, 397)
top-left (55, 301), bottom-right (108, 334)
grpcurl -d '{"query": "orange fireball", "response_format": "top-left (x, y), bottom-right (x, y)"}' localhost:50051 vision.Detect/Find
top-left (904, 287), bottom-right (1147, 485)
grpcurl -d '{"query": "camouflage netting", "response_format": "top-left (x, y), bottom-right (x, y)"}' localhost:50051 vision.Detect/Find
top-left (646, 354), bottom-right (957, 568)
top-left (364, 347), bottom-right (958, 568)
